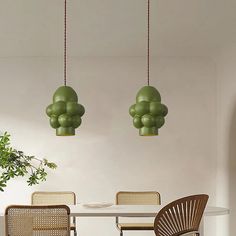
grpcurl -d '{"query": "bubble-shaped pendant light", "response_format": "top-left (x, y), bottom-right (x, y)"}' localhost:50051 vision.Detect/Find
top-left (129, 0), bottom-right (168, 136)
top-left (46, 0), bottom-right (85, 136)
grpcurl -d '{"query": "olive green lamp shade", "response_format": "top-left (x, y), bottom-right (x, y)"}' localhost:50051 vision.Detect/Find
top-left (129, 86), bottom-right (168, 136)
top-left (46, 86), bottom-right (85, 136)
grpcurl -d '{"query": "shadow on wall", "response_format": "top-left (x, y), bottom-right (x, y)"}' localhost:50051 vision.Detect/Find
top-left (228, 100), bottom-right (236, 235)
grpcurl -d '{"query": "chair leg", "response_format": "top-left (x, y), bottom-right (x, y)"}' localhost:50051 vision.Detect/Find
top-left (120, 231), bottom-right (123, 236)
top-left (73, 216), bottom-right (77, 236)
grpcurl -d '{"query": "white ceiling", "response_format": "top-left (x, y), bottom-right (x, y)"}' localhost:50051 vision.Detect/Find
top-left (0, 0), bottom-right (236, 57)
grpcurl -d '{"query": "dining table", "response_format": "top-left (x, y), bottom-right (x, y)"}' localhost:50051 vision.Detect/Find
top-left (0, 204), bottom-right (229, 236)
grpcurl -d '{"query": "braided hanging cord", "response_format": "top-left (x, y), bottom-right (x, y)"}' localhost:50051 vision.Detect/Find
top-left (64, 0), bottom-right (67, 86)
top-left (147, 0), bottom-right (150, 86)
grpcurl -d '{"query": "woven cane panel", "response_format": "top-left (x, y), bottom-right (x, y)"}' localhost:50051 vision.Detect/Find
top-left (6, 206), bottom-right (70, 236)
top-left (154, 195), bottom-right (209, 236)
top-left (116, 192), bottom-right (161, 205)
top-left (32, 192), bottom-right (75, 205)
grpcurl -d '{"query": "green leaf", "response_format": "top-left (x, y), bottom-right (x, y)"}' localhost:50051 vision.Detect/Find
top-left (0, 132), bottom-right (57, 191)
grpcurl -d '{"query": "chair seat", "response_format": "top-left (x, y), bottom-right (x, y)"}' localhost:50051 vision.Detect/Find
top-left (117, 223), bottom-right (154, 230)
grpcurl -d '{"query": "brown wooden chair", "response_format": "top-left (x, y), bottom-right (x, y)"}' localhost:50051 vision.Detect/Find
top-left (5, 205), bottom-right (70, 236)
top-left (154, 194), bottom-right (209, 236)
top-left (116, 191), bottom-right (161, 236)
top-left (31, 191), bottom-right (77, 236)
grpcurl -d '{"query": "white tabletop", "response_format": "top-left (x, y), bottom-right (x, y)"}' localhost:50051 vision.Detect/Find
top-left (69, 204), bottom-right (160, 217)
top-left (0, 204), bottom-right (229, 217)
top-left (204, 206), bottom-right (229, 216)
top-left (68, 204), bottom-right (229, 217)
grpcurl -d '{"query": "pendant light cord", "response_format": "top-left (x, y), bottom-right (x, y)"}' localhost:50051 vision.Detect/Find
top-left (147, 0), bottom-right (150, 86)
top-left (64, 0), bottom-right (67, 86)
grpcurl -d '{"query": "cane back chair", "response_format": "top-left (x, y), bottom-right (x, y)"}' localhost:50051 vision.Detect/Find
top-left (31, 191), bottom-right (77, 236)
top-left (154, 194), bottom-right (209, 236)
top-left (116, 191), bottom-right (161, 236)
top-left (5, 205), bottom-right (70, 236)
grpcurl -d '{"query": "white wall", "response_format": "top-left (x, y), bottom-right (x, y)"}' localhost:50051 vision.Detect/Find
top-left (0, 56), bottom-right (217, 235)
top-left (215, 44), bottom-right (236, 236)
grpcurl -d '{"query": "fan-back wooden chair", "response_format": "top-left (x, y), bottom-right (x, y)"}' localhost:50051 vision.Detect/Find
top-left (5, 205), bottom-right (70, 236)
top-left (116, 191), bottom-right (161, 236)
top-left (154, 194), bottom-right (209, 236)
top-left (31, 191), bottom-right (77, 236)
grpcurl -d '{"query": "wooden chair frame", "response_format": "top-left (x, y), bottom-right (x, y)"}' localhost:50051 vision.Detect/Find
top-left (154, 194), bottom-right (209, 236)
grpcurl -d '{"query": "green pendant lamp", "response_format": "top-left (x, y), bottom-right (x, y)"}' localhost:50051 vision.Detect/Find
top-left (129, 0), bottom-right (168, 136)
top-left (46, 0), bottom-right (85, 136)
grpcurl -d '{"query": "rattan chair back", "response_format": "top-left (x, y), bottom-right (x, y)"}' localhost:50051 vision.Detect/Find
top-left (5, 205), bottom-right (70, 236)
top-left (116, 191), bottom-right (161, 205)
top-left (154, 194), bottom-right (209, 236)
top-left (31, 191), bottom-right (76, 205)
